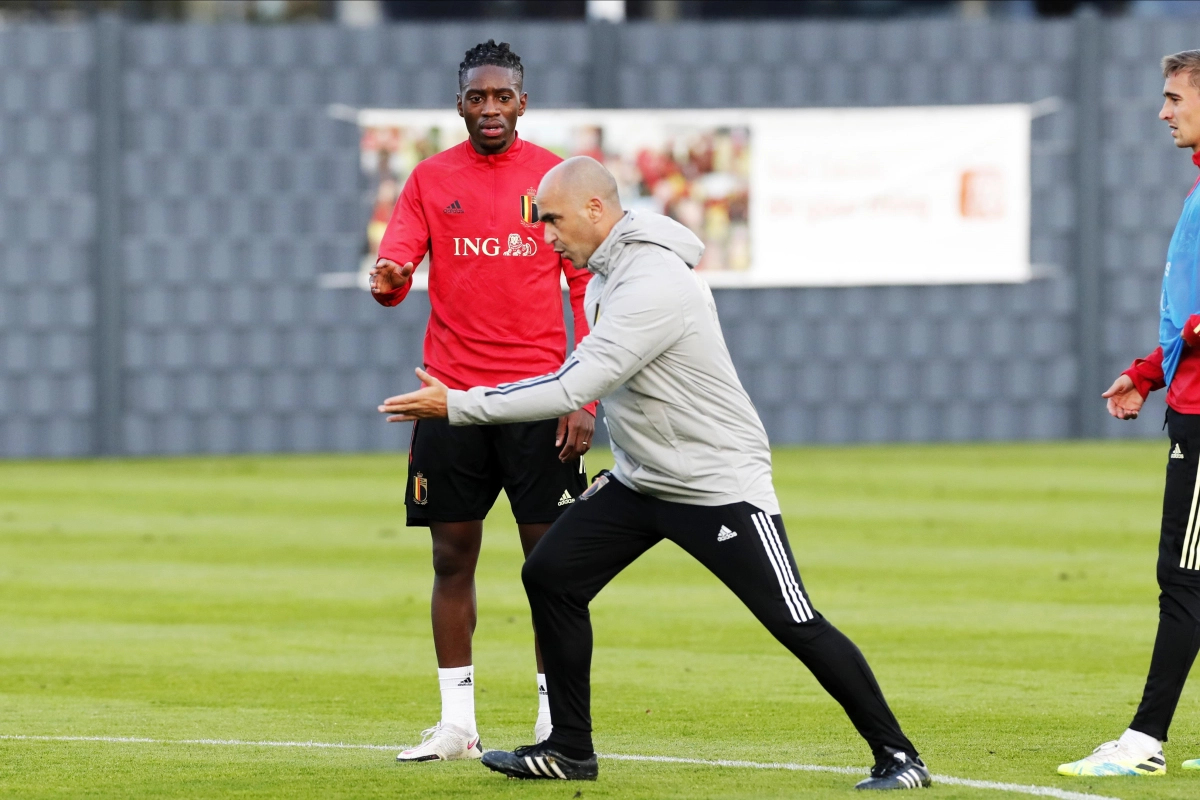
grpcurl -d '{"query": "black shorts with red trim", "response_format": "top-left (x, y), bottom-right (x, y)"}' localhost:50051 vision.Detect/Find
top-left (404, 417), bottom-right (588, 527)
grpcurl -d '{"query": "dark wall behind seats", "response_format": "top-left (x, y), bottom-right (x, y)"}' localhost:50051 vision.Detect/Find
top-left (0, 18), bottom-right (1190, 455)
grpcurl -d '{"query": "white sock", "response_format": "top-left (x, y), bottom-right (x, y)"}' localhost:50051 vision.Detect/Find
top-left (536, 673), bottom-right (551, 728)
top-left (438, 666), bottom-right (476, 734)
top-left (1119, 728), bottom-right (1161, 753)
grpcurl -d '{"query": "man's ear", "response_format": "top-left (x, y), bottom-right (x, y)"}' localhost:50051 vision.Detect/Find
top-left (587, 196), bottom-right (604, 223)
top-left (456, 94), bottom-right (464, 118)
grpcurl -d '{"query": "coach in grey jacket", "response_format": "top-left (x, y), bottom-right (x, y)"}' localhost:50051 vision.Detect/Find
top-left (380, 157), bottom-right (928, 790)
top-left (456, 203), bottom-right (777, 516)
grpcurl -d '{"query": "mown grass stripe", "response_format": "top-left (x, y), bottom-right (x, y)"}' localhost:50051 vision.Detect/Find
top-left (0, 735), bottom-right (1121, 800)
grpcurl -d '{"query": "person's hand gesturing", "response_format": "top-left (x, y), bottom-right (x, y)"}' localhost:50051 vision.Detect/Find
top-left (370, 258), bottom-right (415, 294)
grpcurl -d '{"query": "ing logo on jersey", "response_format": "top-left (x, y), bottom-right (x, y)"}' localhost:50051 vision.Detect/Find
top-left (452, 235), bottom-right (538, 257)
top-left (519, 189), bottom-right (539, 227)
top-left (412, 472), bottom-right (428, 505)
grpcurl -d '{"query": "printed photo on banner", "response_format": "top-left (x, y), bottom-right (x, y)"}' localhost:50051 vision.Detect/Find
top-left (356, 106), bottom-right (1030, 288)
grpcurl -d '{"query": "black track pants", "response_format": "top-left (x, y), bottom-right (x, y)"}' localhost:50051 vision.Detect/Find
top-left (1129, 583), bottom-right (1200, 741)
top-left (1130, 410), bottom-right (1200, 741)
top-left (521, 473), bottom-right (917, 759)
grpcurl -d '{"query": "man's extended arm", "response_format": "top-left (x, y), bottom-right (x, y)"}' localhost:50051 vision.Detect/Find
top-left (451, 273), bottom-right (680, 424)
top-left (371, 171), bottom-right (429, 307)
top-left (1103, 314), bottom-right (1200, 420)
top-left (381, 271), bottom-right (682, 425)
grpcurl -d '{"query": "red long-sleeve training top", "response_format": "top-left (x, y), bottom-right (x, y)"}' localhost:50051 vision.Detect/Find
top-left (1124, 155), bottom-right (1200, 413)
top-left (373, 134), bottom-right (595, 413)
top-left (1124, 323), bottom-right (1200, 414)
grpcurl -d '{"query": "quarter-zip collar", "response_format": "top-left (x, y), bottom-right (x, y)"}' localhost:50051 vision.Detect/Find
top-left (465, 131), bottom-right (525, 166)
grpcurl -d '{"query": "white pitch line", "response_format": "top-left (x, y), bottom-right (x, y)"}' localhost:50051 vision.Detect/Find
top-left (0, 735), bottom-right (395, 752)
top-left (0, 735), bottom-right (1120, 800)
top-left (602, 754), bottom-right (1121, 800)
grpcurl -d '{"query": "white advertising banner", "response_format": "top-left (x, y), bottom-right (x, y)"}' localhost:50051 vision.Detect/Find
top-left (353, 105), bottom-right (1030, 288)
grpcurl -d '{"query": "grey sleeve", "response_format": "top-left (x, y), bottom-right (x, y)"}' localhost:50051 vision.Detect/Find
top-left (448, 270), bottom-right (683, 426)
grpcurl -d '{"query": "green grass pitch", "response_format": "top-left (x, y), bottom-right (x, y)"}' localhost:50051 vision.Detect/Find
top-left (2, 442), bottom-right (1199, 798)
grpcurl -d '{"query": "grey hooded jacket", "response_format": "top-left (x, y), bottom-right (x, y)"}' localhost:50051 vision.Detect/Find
top-left (447, 210), bottom-right (779, 515)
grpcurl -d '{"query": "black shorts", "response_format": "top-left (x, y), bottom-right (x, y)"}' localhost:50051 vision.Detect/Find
top-left (404, 417), bottom-right (589, 527)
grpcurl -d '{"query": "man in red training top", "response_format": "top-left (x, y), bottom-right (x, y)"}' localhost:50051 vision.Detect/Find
top-left (370, 40), bottom-right (594, 763)
top-left (1061, 50), bottom-right (1200, 777)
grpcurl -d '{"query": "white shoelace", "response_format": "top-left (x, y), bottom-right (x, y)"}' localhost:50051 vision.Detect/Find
top-left (403, 725), bottom-right (444, 751)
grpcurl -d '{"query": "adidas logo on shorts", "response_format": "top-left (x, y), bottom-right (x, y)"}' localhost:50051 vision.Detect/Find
top-left (557, 490), bottom-right (575, 507)
top-left (1172, 443), bottom-right (1185, 460)
top-left (717, 525), bottom-right (737, 542)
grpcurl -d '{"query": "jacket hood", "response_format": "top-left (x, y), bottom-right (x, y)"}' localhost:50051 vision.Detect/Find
top-left (587, 210), bottom-right (705, 277)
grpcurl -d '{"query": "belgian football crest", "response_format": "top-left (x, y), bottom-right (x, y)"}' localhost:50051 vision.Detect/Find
top-left (412, 472), bottom-right (428, 504)
top-left (519, 188), bottom-right (539, 227)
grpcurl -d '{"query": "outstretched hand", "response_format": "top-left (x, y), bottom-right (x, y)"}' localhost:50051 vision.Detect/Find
top-left (370, 258), bottom-right (415, 294)
top-left (379, 368), bottom-right (449, 422)
top-left (1102, 373), bottom-right (1145, 421)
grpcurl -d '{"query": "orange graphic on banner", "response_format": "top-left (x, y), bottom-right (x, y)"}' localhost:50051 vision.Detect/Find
top-left (959, 169), bottom-right (1005, 219)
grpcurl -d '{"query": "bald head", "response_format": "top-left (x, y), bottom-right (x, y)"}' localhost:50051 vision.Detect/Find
top-left (536, 156), bottom-right (625, 269)
top-left (541, 156), bottom-right (621, 208)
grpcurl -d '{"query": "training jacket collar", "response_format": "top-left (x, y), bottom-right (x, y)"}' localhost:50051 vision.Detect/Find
top-left (464, 131), bottom-right (525, 165)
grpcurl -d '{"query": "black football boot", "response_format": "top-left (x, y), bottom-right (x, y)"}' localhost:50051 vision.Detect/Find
top-left (480, 741), bottom-right (599, 780)
top-left (855, 748), bottom-right (932, 790)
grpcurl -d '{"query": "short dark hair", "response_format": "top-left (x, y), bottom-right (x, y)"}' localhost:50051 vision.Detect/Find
top-left (458, 40), bottom-right (524, 92)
